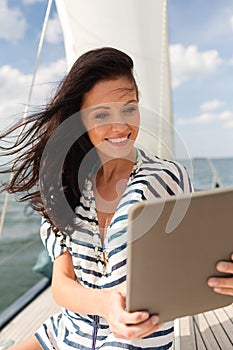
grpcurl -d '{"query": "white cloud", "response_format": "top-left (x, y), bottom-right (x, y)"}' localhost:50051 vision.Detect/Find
top-left (0, 65), bottom-right (31, 127)
top-left (177, 109), bottom-right (233, 128)
top-left (36, 59), bottom-right (66, 83)
top-left (0, 0), bottom-right (27, 41)
top-left (219, 110), bottom-right (233, 128)
top-left (200, 99), bottom-right (224, 112)
top-left (45, 14), bottom-right (63, 44)
top-left (170, 44), bottom-right (222, 88)
top-left (219, 110), bottom-right (233, 120)
top-left (0, 59), bottom-right (66, 129)
top-left (34, 59), bottom-right (67, 103)
top-left (177, 113), bottom-right (217, 125)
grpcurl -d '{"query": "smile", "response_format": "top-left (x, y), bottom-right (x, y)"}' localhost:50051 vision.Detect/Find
top-left (106, 134), bottom-right (131, 145)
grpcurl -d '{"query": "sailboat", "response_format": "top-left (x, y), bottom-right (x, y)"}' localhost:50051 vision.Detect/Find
top-left (0, 0), bottom-right (232, 348)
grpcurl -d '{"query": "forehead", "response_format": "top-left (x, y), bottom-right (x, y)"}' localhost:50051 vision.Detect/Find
top-left (81, 77), bottom-right (137, 109)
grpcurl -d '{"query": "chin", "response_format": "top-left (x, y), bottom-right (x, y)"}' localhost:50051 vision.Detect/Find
top-left (97, 142), bottom-right (136, 160)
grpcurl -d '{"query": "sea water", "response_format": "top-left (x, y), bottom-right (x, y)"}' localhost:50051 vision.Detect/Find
top-left (0, 158), bottom-right (233, 313)
top-left (181, 157), bottom-right (233, 190)
top-left (0, 196), bottom-right (42, 313)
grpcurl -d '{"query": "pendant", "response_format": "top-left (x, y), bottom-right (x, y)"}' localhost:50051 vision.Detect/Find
top-left (103, 251), bottom-right (109, 266)
top-left (102, 250), bottom-right (109, 276)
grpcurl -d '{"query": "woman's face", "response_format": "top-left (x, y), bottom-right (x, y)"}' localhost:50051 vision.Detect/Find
top-left (81, 77), bottom-right (140, 159)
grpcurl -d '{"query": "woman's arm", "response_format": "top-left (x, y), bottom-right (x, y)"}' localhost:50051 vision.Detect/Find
top-left (52, 250), bottom-right (163, 339)
top-left (52, 249), bottom-right (107, 315)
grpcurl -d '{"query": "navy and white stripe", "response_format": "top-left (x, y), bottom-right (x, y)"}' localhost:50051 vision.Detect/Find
top-left (35, 149), bottom-right (191, 349)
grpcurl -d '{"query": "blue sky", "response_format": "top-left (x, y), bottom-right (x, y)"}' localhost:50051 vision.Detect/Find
top-left (169, 0), bottom-right (233, 158)
top-left (0, 0), bottom-right (233, 158)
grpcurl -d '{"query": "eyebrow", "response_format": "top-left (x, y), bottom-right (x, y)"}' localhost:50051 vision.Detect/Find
top-left (89, 106), bottom-right (111, 112)
top-left (123, 99), bottom-right (138, 105)
top-left (89, 100), bottom-right (138, 112)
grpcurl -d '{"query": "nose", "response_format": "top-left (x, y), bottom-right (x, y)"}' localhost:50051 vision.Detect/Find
top-left (110, 113), bottom-right (128, 132)
top-left (111, 121), bottom-right (128, 133)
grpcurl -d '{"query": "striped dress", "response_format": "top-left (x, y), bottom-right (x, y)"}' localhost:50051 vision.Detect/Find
top-left (35, 149), bottom-right (192, 349)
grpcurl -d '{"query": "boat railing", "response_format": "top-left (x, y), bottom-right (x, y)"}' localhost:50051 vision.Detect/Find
top-left (207, 158), bottom-right (223, 189)
top-left (191, 157), bottom-right (223, 191)
top-left (0, 277), bottom-right (50, 331)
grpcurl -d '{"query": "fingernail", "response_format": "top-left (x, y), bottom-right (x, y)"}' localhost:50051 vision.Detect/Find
top-left (151, 315), bottom-right (159, 325)
top-left (218, 262), bottom-right (227, 270)
top-left (208, 278), bottom-right (218, 286)
top-left (141, 312), bottom-right (149, 320)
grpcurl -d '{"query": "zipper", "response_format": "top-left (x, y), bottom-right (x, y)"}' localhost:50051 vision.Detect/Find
top-left (92, 315), bottom-right (99, 349)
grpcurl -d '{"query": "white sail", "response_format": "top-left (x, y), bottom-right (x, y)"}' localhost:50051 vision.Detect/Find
top-left (55, 0), bottom-right (173, 158)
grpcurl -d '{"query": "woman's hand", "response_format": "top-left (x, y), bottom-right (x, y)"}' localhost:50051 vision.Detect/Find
top-left (102, 289), bottom-right (162, 340)
top-left (208, 253), bottom-right (233, 296)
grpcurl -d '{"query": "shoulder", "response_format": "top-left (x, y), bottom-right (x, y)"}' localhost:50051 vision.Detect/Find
top-left (40, 218), bottom-right (69, 262)
top-left (138, 148), bottom-right (186, 173)
top-left (137, 148), bottom-right (192, 194)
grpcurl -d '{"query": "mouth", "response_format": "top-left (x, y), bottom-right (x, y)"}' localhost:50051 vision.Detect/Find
top-left (106, 133), bottom-right (131, 146)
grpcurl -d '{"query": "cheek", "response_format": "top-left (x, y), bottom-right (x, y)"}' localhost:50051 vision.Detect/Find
top-left (130, 115), bottom-right (140, 135)
top-left (132, 125), bottom-right (139, 140)
top-left (87, 125), bottom-right (109, 145)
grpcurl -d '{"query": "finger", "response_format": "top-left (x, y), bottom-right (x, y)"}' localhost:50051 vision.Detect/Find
top-left (216, 261), bottom-right (233, 274)
top-left (133, 316), bottom-right (163, 339)
top-left (137, 322), bottom-right (164, 339)
top-left (118, 310), bottom-right (150, 325)
top-left (120, 315), bottom-right (161, 340)
top-left (213, 287), bottom-right (233, 297)
top-left (208, 277), bottom-right (233, 289)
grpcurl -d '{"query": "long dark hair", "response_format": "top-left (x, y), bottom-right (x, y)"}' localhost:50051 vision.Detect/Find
top-left (0, 47), bottom-right (139, 235)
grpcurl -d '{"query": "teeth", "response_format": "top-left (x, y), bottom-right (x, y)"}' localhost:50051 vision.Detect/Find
top-left (108, 136), bottom-right (128, 143)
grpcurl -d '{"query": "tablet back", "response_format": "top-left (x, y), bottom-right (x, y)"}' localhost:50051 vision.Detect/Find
top-left (126, 187), bottom-right (233, 323)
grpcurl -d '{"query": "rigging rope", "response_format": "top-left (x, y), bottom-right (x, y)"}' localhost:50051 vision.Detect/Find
top-left (0, 0), bottom-right (54, 238)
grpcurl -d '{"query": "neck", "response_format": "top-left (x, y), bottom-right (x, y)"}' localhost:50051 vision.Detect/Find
top-left (96, 148), bottom-right (137, 182)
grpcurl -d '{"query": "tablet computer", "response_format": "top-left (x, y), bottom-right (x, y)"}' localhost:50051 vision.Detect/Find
top-left (126, 186), bottom-right (233, 323)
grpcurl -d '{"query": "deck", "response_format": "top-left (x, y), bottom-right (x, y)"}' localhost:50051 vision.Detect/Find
top-left (0, 287), bottom-right (232, 349)
top-left (175, 304), bottom-right (233, 349)
top-left (0, 287), bottom-right (59, 346)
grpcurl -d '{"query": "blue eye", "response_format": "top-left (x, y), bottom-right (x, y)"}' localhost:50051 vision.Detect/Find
top-left (95, 112), bottom-right (109, 119)
top-left (123, 106), bottom-right (137, 114)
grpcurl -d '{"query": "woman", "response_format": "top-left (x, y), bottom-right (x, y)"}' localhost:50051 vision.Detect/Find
top-left (1, 47), bottom-right (232, 350)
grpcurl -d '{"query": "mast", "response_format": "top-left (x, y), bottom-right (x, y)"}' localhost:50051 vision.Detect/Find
top-left (55, 0), bottom-right (173, 158)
